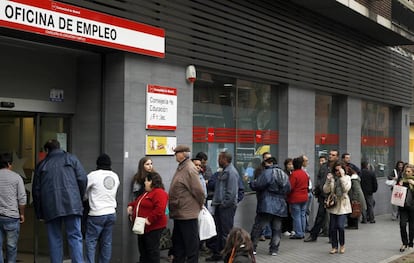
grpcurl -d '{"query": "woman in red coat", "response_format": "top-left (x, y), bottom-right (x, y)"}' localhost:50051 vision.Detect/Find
top-left (287, 157), bottom-right (309, 239)
top-left (128, 172), bottom-right (168, 263)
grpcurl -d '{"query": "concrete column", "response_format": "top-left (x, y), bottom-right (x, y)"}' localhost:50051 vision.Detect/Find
top-left (338, 96), bottom-right (362, 166)
top-left (278, 85), bottom-right (315, 178)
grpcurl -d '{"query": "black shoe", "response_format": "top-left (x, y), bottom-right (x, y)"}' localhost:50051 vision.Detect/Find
top-left (361, 220), bottom-right (367, 224)
top-left (370, 220), bottom-right (376, 224)
top-left (206, 255), bottom-right (223, 262)
top-left (304, 236), bottom-right (317, 242)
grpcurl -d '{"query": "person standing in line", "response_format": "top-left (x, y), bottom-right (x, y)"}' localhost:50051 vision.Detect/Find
top-left (132, 157), bottom-right (154, 199)
top-left (32, 139), bottom-right (87, 263)
top-left (319, 155), bottom-right (327, 167)
top-left (259, 152), bottom-right (272, 240)
top-left (206, 151), bottom-right (240, 261)
top-left (128, 172), bottom-right (168, 263)
top-left (196, 152), bottom-right (213, 181)
top-left (342, 153), bottom-right (360, 175)
top-left (288, 157), bottom-right (309, 239)
top-left (192, 158), bottom-right (208, 199)
top-left (345, 167), bottom-right (366, 230)
top-left (390, 161), bottom-right (405, 221)
top-left (281, 158), bottom-right (294, 237)
top-left (169, 145), bottom-right (205, 263)
top-left (249, 157), bottom-right (290, 256)
top-left (396, 164), bottom-right (414, 252)
top-left (360, 161), bottom-right (378, 224)
top-left (301, 155), bottom-right (314, 233)
top-left (85, 154), bottom-right (120, 263)
top-left (304, 150), bottom-right (339, 242)
top-left (323, 162), bottom-right (351, 254)
top-left (0, 153), bottom-right (26, 263)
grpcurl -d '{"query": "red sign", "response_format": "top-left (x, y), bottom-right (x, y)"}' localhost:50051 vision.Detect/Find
top-left (0, 0), bottom-right (165, 57)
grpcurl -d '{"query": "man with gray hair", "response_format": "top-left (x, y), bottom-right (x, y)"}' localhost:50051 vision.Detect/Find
top-left (169, 145), bottom-right (205, 263)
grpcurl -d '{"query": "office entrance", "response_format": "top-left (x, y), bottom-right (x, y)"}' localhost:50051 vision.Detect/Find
top-left (0, 111), bottom-right (71, 260)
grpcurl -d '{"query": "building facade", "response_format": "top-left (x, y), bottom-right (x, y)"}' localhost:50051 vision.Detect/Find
top-left (0, 0), bottom-right (413, 261)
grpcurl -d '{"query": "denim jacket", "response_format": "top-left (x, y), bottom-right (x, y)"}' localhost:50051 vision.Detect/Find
top-left (250, 165), bottom-right (291, 217)
top-left (212, 163), bottom-right (239, 208)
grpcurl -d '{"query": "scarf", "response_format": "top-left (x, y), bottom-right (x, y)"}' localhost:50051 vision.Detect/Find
top-left (402, 175), bottom-right (414, 190)
top-left (334, 177), bottom-right (344, 197)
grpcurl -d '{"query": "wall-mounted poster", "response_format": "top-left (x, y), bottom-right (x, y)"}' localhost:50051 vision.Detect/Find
top-left (146, 135), bottom-right (176, 155)
top-left (146, 85), bottom-right (177, 130)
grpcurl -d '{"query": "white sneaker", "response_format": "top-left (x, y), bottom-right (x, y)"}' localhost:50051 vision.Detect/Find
top-left (271, 252), bottom-right (278, 256)
top-left (290, 231), bottom-right (296, 236)
top-left (283, 231), bottom-right (291, 236)
top-left (253, 251), bottom-right (257, 255)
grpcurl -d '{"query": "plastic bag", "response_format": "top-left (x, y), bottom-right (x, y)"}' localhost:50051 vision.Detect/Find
top-left (198, 206), bottom-right (217, 240)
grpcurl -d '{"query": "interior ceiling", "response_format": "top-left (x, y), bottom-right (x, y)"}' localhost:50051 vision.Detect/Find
top-left (0, 35), bottom-right (95, 55)
top-left (291, 0), bottom-right (414, 45)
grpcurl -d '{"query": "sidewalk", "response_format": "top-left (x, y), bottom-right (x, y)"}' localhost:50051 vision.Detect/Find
top-left (197, 214), bottom-right (406, 263)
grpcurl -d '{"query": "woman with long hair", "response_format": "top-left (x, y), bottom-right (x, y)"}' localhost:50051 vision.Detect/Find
top-left (128, 172), bottom-right (168, 263)
top-left (397, 164), bottom-right (414, 252)
top-left (132, 157), bottom-right (154, 199)
top-left (222, 227), bottom-right (255, 263)
top-left (323, 161), bottom-right (352, 254)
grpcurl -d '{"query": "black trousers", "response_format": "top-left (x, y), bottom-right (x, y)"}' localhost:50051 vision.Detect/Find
top-left (171, 219), bottom-right (199, 263)
top-left (310, 198), bottom-right (327, 239)
top-left (212, 205), bottom-right (236, 256)
top-left (137, 228), bottom-right (163, 263)
top-left (399, 207), bottom-right (414, 246)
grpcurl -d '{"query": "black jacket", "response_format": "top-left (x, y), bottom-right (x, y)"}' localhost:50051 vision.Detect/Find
top-left (360, 168), bottom-right (378, 195)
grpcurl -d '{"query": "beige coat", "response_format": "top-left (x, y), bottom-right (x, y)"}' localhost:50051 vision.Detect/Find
top-left (169, 158), bottom-right (205, 220)
top-left (323, 175), bottom-right (352, 215)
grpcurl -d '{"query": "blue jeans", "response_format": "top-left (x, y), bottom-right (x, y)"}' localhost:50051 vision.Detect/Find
top-left (329, 213), bottom-right (347, 249)
top-left (0, 216), bottom-right (20, 263)
top-left (85, 214), bottom-right (116, 263)
top-left (46, 215), bottom-right (83, 263)
top-left (290, 202), bottom-right (307, 238)
top-left (250, 213), bottom-right (282, 253)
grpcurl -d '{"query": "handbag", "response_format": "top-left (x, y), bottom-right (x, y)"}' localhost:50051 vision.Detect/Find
top-left (385, 179), bottom-right (396, 187)
top-left (132, 192), bottom-right (148, 235)
top-left (386, 170), bottom-right (398, 187)
top-left (350, 200), bottom-right (362, 218)
top-left (391, 184), bottom-right (408, 207)
top-left (198, 206), bottom-right (217, 240)
top-left (324, 193), bottom-right (337, 209)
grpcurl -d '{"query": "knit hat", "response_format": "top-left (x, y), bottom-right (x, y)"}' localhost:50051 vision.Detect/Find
top-left (97, 153), bottom-right (111, 170)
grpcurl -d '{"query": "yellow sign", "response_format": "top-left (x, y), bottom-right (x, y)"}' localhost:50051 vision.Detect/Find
top-left (146, 135), bottom-right (176, 155)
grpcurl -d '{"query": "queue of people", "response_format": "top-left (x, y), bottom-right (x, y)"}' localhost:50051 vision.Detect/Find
top-left (1, 139), bottom-right (408, 262)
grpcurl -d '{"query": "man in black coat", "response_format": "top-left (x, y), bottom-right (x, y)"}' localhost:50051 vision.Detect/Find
top-left (360, 161), bottom-right (378, 223)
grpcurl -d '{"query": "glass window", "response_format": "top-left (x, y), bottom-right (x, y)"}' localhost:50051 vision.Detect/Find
top-left (314, 94), bottom-right (339, 172)
top-left (193, 72), bottom-right (278, 191)
top-left (361, 101), bottom-right (394, 177)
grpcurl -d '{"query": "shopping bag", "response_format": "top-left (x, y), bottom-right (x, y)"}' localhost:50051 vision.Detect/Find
top-left (198, 206), bottom-right (217, 240)
top-left (132, 217), bottom-right (146, 235)
top-left (391, 184), bottom-right (407, 207)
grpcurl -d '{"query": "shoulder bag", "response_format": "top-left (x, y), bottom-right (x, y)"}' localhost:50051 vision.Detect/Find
top-left (324, 192), bottom-right (337, 209)
top-left (132, 192), bottom-right (148, 235)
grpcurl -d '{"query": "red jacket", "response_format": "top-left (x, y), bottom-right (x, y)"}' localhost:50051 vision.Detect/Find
top-left (128, 188), bottom-right (168, 233)
top-left (287, 169), bottom-right (309, 204)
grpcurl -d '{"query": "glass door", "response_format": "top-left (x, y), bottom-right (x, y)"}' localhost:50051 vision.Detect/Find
top-left (0, 111), bottom-right (71, 260)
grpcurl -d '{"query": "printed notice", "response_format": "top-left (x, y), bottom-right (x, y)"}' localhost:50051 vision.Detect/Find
top-left (146, 84), bottom-right (177, 130)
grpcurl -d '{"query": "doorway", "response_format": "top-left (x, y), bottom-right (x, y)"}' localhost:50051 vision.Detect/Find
top-left (0, 111), bottom-right (71, 259)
